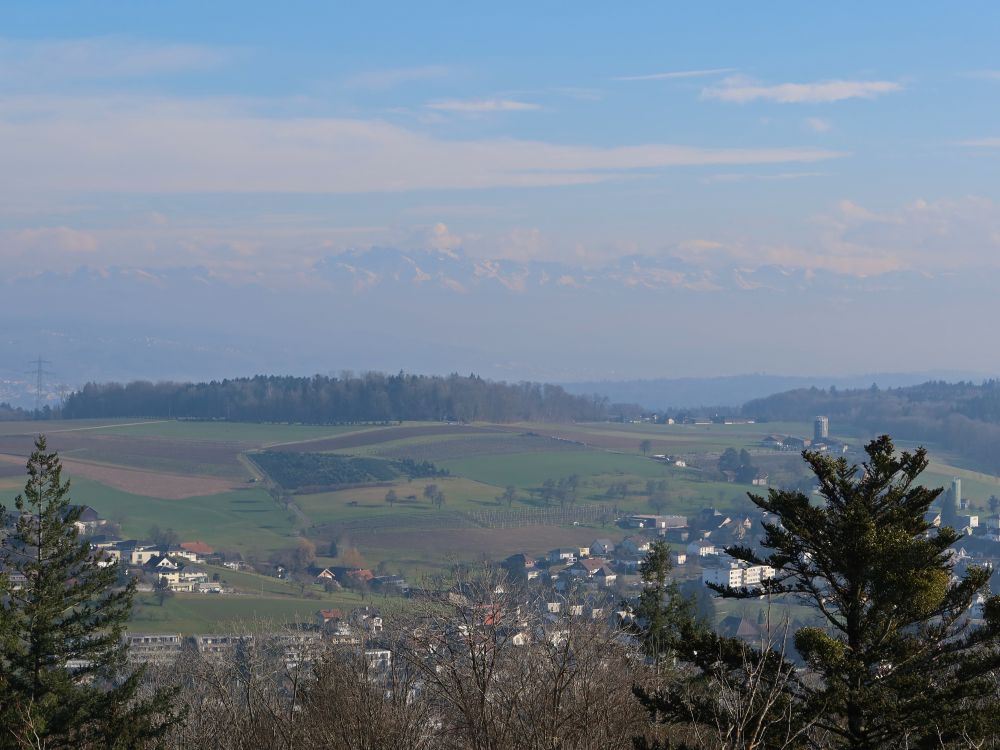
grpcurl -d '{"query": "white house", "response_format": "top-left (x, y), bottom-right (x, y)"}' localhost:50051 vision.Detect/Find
top-left (702, 561), bottom-right (775, 589)
top-left (549, 548), bottom-right (577, 564)
top-left (687, 540), bottom-right (720, 557)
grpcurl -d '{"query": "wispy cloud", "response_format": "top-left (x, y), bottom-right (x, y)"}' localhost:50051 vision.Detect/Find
top-left (961, 70), bottom-right (1000, 81)
top-left (701, 171), bottom-right (827, 184)
top-left (0, 94), bottom-right (844, 196)
top-left (426, 98), bottom-right (541, 112)
top-left (957, 137), bottom-right (1000, 147)
top-left (613, 68), bottom-right (735, 81)
top-left (0, 36), bottom-right (226, 85)
top-left (345, 65), bottom-right (451, 90)
top-left (549, 87), bottom-right (602, 101)
top-left (805, 117), bottom-right (832, 132)
top-left (704, 78), bottom-right (902, 104)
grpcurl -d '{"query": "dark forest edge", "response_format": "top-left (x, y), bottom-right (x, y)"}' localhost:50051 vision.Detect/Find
top-left (13, 372), bottom-right (644, 424)
top-left (743, 379), bottom-right (1000, 473)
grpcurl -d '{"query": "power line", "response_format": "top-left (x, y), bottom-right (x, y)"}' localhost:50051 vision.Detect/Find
top-left (25, 356), bottom-right (54, 414)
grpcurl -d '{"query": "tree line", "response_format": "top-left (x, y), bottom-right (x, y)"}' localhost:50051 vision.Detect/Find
top-left (59, 372), bottom-right (616, 423)
top-left (744, 379), bottom-right (1000, 473)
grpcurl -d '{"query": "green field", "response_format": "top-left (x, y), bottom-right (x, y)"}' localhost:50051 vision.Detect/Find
top-left (128, 590), bottom-right (379, 634)
top-left (4, 415), bottom-right (996, 633)
top-left (0, 419), bottom-right (151, 436)
top-left (296, 476), bottom-right (508, 525)
top-left (438, 448), bottom-right (673, 488)
top-left (0, 478), bottom-right (298, 553)
top-left (514, 420), bottom-right (818, 455)
top-left (97, 420), bottom-right (382, 445)
top-left (923, 462), bottom-right (1000, 507)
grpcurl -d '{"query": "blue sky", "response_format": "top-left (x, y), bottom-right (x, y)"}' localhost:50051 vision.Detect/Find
top-left (2, 3), bottom-right (1000, 381)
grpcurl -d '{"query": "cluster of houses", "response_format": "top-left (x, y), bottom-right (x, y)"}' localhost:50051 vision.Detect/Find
top-left (308, 564), bottom-right (411, 596)
top-left (628, 415), bottom-right (757, 426)
top-left (761, 433), bottom-right (848, 454)
top-left (92, 537), bottom-right (220, 593)
top-left (126, 605), bottom-right (391, 668)
top-left (498, 510), bottom-right (777, 596)
top-left (0, 505), bottom-right (222, 594)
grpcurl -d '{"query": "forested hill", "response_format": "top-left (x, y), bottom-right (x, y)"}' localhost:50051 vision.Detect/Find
top-left (743, 380), bottom-right (1000, 471)
top-left (61, 373), bottom-right (613, 423)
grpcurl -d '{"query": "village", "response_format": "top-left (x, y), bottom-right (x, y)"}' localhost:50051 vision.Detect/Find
top-left (3, 415), bottom-right (998, 671)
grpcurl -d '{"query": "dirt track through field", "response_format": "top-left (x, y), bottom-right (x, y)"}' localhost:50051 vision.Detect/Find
top-left (266, 424), bottom-right (508, 452)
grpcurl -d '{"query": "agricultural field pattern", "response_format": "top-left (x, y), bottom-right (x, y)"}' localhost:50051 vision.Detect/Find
top-left (1, 417), bottom-right (995, 634)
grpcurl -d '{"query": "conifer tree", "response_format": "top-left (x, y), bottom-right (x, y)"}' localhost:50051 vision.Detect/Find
top-left (0, 435), bottom-right (180, 748)
top-left (722, 435), bottom-right (1000, 747)
top-left (630, 541), bottom-right (808, 748)
top-left (628, 541), bottom-right (697, 660)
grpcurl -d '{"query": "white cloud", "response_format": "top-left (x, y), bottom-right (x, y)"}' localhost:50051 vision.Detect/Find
top-left (663, 197), bottom-right (1000, 278)
top-left (426, 98), bottom-right (541, 112)
top-left (426, 222), bottom-right (463, 252)
top-left (8, 196), bottom-right (1000, 285)
top-left (11, 226), bottom-right (98, 253)
top-left (613, 68), bottom-right (736, 81)
top-left (805, 117), bottom-right (832, 132)
top-left (0, 94), bottom-right (844, 196)
top-left (345, 65), bottom-right (451, 90)
top-left (678, 239), bottom-right (725, 252)
top-left (704, 78), bottom-right (901, 104)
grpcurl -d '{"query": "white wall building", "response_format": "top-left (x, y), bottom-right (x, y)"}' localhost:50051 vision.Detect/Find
top-left (702, 561), bottom-right (776, 589)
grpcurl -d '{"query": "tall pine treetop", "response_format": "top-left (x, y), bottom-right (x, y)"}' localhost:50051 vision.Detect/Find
top-left (720, 435), bottom-right (1000, 747)
top-left (0, 435), bottom-right (179, 748)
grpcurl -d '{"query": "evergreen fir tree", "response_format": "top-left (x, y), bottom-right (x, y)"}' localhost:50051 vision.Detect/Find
top-left (628, 540), bottom-right (697, 660)
top-left (722, 435), bottom-right (1000, 747)
top-left (0, 435), bottom-right (180, 748)
top-left (629, 541), bottom-right (807, 748)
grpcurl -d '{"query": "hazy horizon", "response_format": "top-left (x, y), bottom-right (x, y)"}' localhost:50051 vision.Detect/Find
top-left (3, 4), bottom-right (1000, 387)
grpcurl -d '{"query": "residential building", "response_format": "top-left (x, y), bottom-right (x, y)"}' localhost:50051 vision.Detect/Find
top-left (702, 560), bottom-right (775, 589)
top-left (589, 538), bottom-right (614, 556)
top-left (687, 540), bottom-right (720, 557)
top-left (617, 536), bottom-right (652, 557)
top-left (317, 608), bottom-right (345, 627)
top-left (549, 548), bottom-right (577, 564)
top-left (566, 558), bottom-right (617, 586)
top-left (125, 633), bottom-right (183, 664)
top-left (624, 514), bottom-right (687, 530)
top-left (958, 513), bottom-right (979, 529)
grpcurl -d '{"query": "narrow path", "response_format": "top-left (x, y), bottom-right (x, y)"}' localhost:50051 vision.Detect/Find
top-left (44, 420), bottom-right (171, 433)
top-left (241, 452), bottom-right (310, 530)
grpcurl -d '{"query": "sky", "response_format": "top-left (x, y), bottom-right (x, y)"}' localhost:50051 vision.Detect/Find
top-left (2, 3), bottom-right (1000, 386)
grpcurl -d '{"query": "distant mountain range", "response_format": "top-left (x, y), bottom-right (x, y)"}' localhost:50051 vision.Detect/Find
top-left (1, 246), bottom-right (993, 401)
top-left (315, 246), bottom-right (903, 295)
